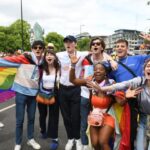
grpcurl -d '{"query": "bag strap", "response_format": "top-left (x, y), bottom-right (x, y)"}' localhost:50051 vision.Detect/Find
top-left (118, 61), bottom-right (137, 77)
top-left (138, 77), bottom-right (143, 112)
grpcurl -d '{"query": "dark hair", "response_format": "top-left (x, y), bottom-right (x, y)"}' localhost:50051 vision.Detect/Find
top-left (94, 61), bottom-right (112, 74)
top-left (144, 58), bottom-right (150, 70)
top-left (31, 40), bottom-right (45, 49)
top-left (43, 49), bottom-right (60, 75)
top-left (90, 37), bottom-right (105, 51)
top-left (116, 39), bottom-right (128, 47)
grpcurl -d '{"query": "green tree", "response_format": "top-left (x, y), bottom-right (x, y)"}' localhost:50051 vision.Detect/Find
top-left (9, 19), bottom-right (31, 51)
top-left (45, 32), bottom-right (64, 52)
top-left (77, 37), bottom-right (91, 51)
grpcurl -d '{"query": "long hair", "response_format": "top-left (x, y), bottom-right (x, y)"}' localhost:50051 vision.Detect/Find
top-left (42, 49), bottom-right (60, 75)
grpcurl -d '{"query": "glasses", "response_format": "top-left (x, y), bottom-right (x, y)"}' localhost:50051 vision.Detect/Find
top-left (33, 46), bottom-right (43, 50)
top-left (92, 42), bottom-right (101, 46)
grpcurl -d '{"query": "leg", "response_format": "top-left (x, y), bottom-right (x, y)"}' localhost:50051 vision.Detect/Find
top-left (99, 125), bottom-right (114, 150)
top-left (47, 99), bottom-right (59, 139)
top-left (38, 103), bottom-right (47, 134)
top-left (80, 96), bottom-right (90, 145)
top-left (59, 86), bottom-right (73, 139)
top-left (26, 96), bottom-right (36, 140)
top-left (136, 114), bottom-right (147, 150)
top-left (15, 92), bottom-right (26, 144)
top-left (90, 126), bottom-right (100, 150)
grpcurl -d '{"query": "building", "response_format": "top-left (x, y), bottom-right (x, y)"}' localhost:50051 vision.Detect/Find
top-left (105, 29), bottom-right (144, 50)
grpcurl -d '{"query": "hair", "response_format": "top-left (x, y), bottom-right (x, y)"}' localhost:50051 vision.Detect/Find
top-left (116, 39), bottom-right (128, 47)
top-left (31, 40), bottom-right (45, 49)
top-left (90, 37), bottom-right (106, 51)
top-left (42, 49), bottom-right (60, 75)
top-left (144, 58), bottom-right (150, 70)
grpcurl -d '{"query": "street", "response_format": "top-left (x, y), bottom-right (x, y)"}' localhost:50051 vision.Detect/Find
top-left (0, 98), bottom-right (76, 150)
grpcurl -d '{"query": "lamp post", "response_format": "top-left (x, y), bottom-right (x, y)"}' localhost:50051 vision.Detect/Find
top-left (20, 0), bottom-right (24, 51)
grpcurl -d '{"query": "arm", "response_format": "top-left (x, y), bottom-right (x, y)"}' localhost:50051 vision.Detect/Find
top-left (103, 52), bottom-right (118, 70)
top-left (69, 55), bottom-right (87, 86)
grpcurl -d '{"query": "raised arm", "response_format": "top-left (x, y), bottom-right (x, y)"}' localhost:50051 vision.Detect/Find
top-left (103, 52), bottom-right (118, 70)
top-left (69, 55), bottom-right (87, 86)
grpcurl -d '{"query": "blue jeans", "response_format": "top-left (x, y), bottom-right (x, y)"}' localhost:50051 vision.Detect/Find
top-left (15, 92), bottom-right (36, 144)
top-left (136, 113), bottom-right (150, 150)
top-left (80, 96), bottom-right (90, 145)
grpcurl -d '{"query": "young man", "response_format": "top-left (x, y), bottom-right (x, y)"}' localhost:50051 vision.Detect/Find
top-left (57, 35), bottom-right (88, 150)
top-left (109, 39), bottom-right (150, 150)
top-left (0, 40), bottom-right (45, 150)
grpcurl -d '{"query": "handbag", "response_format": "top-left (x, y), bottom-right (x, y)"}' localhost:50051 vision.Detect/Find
top-left (36, 70), bottom-right (59, 105)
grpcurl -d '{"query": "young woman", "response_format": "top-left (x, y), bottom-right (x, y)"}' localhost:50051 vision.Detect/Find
top-left (98, 58), bottom-right (150, 150)
top-left (69, 55), bottom-right (125, 150)
top-left (37, 49), bottom-right (60, 150)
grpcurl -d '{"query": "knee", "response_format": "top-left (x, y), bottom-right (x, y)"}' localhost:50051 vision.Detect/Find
top-left (99, 139), bottom-right (109, 148)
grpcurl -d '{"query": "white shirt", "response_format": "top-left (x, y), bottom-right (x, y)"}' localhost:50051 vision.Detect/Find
top-left (57, 51), bottom-right (88, 86)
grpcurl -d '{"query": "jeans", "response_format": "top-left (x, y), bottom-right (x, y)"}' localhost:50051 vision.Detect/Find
top-left (15, 92), bottom-right (36, 144)
top-left (80, 96), bottom-right (90, 145)
top-left (136, 113), bottom-right (150, 150)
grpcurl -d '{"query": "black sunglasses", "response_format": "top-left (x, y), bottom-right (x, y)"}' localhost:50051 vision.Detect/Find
top-left (92, 42), bottom-right (101, 46)
top-left (33, 46), bottom-right (43, 50)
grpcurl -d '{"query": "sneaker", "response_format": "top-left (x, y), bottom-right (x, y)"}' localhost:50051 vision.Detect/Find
top-left (83, 145), bottom-right (91, 150)
top-left (49, 139), bottom-right (59, 150)
top-left (14, 145), bottom-right (21, 150)
top-left (0, 122), bottom-right (4, 128)
top-left (27, 139), bottom-right (41, 149)
top-left (75, 139), bottom-right (83, 150)
top-left (65, 139), bottom-right (74, 150)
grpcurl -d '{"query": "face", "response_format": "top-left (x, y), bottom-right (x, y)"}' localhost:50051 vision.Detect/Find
top-left (91, 39), bottom-right (104, 55)
top-left (32, 45), bottom-right (44, 59)
top-left (144, 61), bottom-right (150, 80)
top-left (45, 52), bottom-right (55, 65)
top-left (94, 64), bottom-right (106, 82)
top-left (115, 42), bottom-right (128, 58)
top-left (64, 40), bottom-right (77, 54)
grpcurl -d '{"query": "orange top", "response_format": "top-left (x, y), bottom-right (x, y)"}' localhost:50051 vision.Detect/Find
top-left (91, 95), bottom-right (112, 109)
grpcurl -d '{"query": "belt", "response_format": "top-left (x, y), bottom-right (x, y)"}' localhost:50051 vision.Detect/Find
top-left (60, 83), bottom-right (78, 89)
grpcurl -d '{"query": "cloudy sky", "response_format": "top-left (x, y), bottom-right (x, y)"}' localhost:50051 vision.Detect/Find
top-left (0, 0), bottom-right (150, 37)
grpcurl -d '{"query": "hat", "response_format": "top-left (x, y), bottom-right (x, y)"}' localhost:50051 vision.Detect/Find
top-left (47, 43), bottom-right (54, 48)
top-left (88, 108), bottom-right (104, 126)
top-left (63, 35), bottom-right (77, 43)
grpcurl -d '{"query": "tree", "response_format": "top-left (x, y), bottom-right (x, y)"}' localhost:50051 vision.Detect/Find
top-left (77, 37), bottom-right (91, 51)
top-left (45, 32), bottom-right (64, 52)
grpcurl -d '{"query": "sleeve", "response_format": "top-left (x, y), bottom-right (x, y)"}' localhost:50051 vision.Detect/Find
top-left (111, 77), bottom-right (141, 91)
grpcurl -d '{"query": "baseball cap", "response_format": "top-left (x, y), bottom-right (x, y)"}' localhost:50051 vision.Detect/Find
top-left (63, 35), bottom-right (77, 43)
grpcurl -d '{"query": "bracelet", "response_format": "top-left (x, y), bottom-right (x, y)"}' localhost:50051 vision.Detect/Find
top-left (71, 63), bottom-right (76, 69)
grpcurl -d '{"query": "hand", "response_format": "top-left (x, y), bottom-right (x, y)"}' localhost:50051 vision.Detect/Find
top-left (69, 54), bottom-right (80, 65)
top-left (109, 60), bottom-right (118, 70)
top-left (139, 33), bottom-right (150, 41)
top-left (125, 86), bottom-right (143, 98)
top-left (86, 81), bottom-right (101, 92)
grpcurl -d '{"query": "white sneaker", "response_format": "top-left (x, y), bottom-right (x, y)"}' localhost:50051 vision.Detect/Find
top-left (65, 139), bottom-right (74, 150)
top-left (75, 139), bottom-right (83, 150)
top-left (27, 139), bottom-right (41, 149)
top-left (83, 145), bottom-right (91, 150)
top-left (0, 122), bottom-right (4, 128)
top-left (14, 145), bottom-right (21, 150)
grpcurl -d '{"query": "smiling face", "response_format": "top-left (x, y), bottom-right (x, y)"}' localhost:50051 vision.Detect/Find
top-left (115, 42), bottom-right (128, 59)
top-left (32, 44), bottom-right (44, 59)
top-left (94, 63), bottom-right (107, 82)
top-left (91, 39), bottom-right (104, 55)
top-left (64, 40), bottom-right (77, 54)
top-left (144, 60), bottom-right (150, 80)
top-left (45, 52), bottom-right (55, 65)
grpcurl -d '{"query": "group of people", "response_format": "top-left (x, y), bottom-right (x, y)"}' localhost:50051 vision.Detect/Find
top-left (0, 32), bottom-right (150, 150)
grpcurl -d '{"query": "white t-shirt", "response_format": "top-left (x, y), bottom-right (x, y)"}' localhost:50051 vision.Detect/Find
top-left (57, 51), bottom-right (88, 86)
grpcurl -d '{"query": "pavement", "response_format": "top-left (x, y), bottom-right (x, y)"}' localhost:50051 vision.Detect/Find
top-left (0, 98), bottom-right (76, 150)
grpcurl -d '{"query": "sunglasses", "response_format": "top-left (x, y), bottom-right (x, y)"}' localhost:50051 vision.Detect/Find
top-left (92, 42), bottom-right (101, 46)
top-left (33, 46), bottom-right (43, 50)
